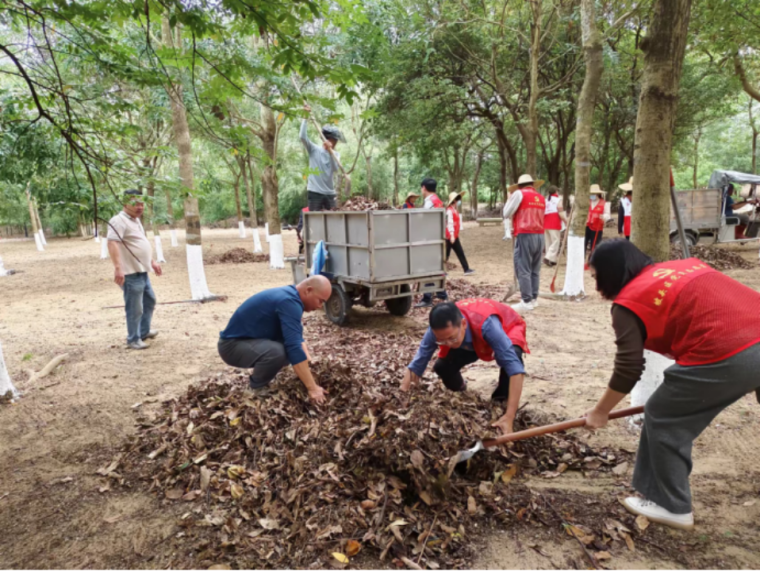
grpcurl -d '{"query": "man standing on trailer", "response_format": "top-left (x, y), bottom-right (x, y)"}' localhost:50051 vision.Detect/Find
top-left (502, 174), bottom-right (546, 313)
top-left (300, 104), bottom-right (345, 212)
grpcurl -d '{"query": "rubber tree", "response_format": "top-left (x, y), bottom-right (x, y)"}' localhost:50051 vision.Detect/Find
top-left (562, 0), bottom-right (602, 297)
top-left (162, 17), bottom-right (215, 299)
top-left (25, 184), bottom-right (43, 251)
top-left (0, 340), bottom-right (18, 401)
top-left (470, 150), bottom-right (484, 220)
top-left (144, 156), bottom-right (166, 262)
top-left (258, 103), bottom-right (284, 269)
top-left (630, 0), bottom-right (692, 263)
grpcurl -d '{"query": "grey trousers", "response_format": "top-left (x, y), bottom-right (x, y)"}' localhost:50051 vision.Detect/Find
top-left (217, 338), bottom-right (289, 388)
top-left (514, 233), bottom-right (544, 302)
top-left (633, 342), bottom-right (760, 514)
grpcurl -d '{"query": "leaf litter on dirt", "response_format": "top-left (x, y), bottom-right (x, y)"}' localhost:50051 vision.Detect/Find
top-left (117, 316), bottom-right (642, 569)
top-left (671, 244), bottom-right (753, 270)
top-left (205, 248), bottom-right (270, 265)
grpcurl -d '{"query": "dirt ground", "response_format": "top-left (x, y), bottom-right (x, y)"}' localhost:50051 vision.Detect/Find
top-left (1, 223), bottom-right (759, 569)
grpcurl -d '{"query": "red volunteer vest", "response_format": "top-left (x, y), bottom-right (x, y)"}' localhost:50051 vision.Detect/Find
top-left (615, 258), bottom-right (760, 366)
top-left (513, 188), bottom-right (546, 235)
top-left (438, 298), bottom-right (529, 361)
top-left (587, 199), bottom-right (605, 232)
top-left (302, 207), bottom-right (309, 213)
top-left (544, 194), bottom-right (562, 230)
top-left (445, 206), bottom-right (461, 240)
top-left (428, 194), bottom-right (444, 208)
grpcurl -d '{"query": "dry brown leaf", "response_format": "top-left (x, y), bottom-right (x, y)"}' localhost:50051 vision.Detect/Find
top-left (345, 539), bottom-right (361, 557)
top-left (467, 495), bottom-right (477, 514)
top-left (200, 467), bottom-right (212, 491)
top-left (230, 483), bottom-right (244, 499)
top-left (622, 532), bottom-right (635, 552)
top-left (410, 450), bottom-right (424, 470)
top-left (208, 565), bottom-right (231, 570)
top-left (419, 490), bottom-right (432, 506)
top-left (595, 551), bottom-right (612, 561)
top-left (360, 499), bottom-right (376, 510)
top-left (259, 518), bottom-right (280, 530)
top-left (612, 461), bottom-right (629, 475)
top-left (501, 464), bottom-right (518, 485)
top-left (635, 515), bottom-right (650, 531)
top-left (165, 488), bottom-right (184, 500)
top-left (331, 553), bottom-right (349, 564)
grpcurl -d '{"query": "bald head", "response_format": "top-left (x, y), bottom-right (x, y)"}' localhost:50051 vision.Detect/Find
top-left (297, 275), bottom-right (333, 312)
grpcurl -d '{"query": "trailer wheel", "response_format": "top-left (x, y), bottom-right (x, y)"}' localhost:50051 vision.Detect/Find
top-left (670, 231), bottom-right (698, 248)
top-left (325, 284), bottom-right (351, 325)
top-left (385, 285), bottom-right (412, 317)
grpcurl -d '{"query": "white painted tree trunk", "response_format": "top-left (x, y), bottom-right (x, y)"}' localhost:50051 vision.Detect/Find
top-left (95, 235), bottom-right (100, 243)
top-left (154, 235), bottom-right (166, 263)
top-left (0, 340), bottom-right (18, 401)
top-left (170, 229), bottom-right (178, 247)
top-left (252, 228), bottom-right (263, 253)
top-left (186, 244), bottom-right (214, 300)
top-left (33, 232), bottom-right (44, 252)
top-left (265, 222), bottom-right (270, 243)
top-left (238, 220), bottom-right (246, 239)
top-left (38, 228), bottom-right (47, 246)
top-left (269, 234), bottom-right (285, 269)
top-left (503, 218), bottom-right (512, 240)
top-left (100, 237), bottom-right (109, 259)
top-left (0, 256), bottom-right (8, 277)
top-left (561, 233), bottom-right (586, 296)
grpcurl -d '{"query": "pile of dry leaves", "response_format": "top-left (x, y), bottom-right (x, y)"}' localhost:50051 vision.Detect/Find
top-left (412, 278), bottom-right (509, 310)
top-left (206, 248), bottom-right (270, 265)
top-left (339, 196), bottom-right (393, 211)
top-left (671, 244), bottom-right (753, 270)
top-left (116, 319), bottom-right (634, 569)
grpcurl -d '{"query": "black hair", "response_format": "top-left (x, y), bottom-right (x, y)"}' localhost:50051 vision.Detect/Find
top-left (429, 302), bottom-right (463, 330)
top-left (518, 182), bottom-right (532, 189)
top-left (124, 189), bottom-right (143, 199)
top-left (421, 178), bottom-right (437, 193)
top-left (589, 239), bottom-right (654, 300)
top-left (546, 184), bottom-right (559, 195)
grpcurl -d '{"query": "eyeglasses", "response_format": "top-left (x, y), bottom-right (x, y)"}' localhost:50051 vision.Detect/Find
top-left (435, 328), bottom-right (462, 346)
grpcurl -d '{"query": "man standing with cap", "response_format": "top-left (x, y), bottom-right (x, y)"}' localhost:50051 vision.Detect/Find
top-left (502, 174), bottom-right (546, 313)
top-left (543, 185), bottom-right (565, 266)
top-left (402, 192), bottom-right (419, 209)
top-left (300, 104), bottom-right (345, 212)
top-left (445, 191), bottom-right (475, 275)
top-left (586, 184), bottom-right (606, 257)
top-left (416, 178), bottom-right (449, 308)
top-left (618, 177), bottom-right (633, 240)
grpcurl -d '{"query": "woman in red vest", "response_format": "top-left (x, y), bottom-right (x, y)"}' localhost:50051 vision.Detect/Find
top-left (586, 185), bottom-right (606, 257)
top-left (400, 299), bottom-right (529, 434)
top-left (445, 192), bottom-right (475, 275)
top-left (585, 239), bottom-right (760, 530)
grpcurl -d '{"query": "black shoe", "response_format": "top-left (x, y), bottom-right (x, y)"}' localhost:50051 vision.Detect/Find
top-left (415, 300), bottom-right (433, 308)
top-left (464, 269), bottom-right (476, 275)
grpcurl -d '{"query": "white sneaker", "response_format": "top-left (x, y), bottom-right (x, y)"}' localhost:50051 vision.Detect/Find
top-left (127, 339), bottom-right (149, 350)
top-left (532, 297), bottom-right (539, 307)
top-left (511, 300), bottom-right (535, 314)
top-left (623, 497), bottom-right (694, 531)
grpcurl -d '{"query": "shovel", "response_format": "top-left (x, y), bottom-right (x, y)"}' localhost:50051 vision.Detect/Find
top-left (454, 405), bottom-right (644, 464)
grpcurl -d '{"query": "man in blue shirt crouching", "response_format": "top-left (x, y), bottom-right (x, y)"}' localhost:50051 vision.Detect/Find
top-left (218, 276), bottom-right (332, 403)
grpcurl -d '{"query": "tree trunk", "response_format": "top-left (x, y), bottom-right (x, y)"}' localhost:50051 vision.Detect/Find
top-left (260, 103), bottom-right (284, 269)
top-left (750, 101), bottom-right (758, 175)
top-left (563, 0), bottom-right (603, 296)
top-left (244, 156), bottom-right (263, 253)
top-left (393, 146), bottom-right (399, 207)
top-left (692, 129), bottom-right (701, 188)
top-left (471, 151), bottom-right (484, 220)
top-left (364, 152), bottom-right (374, 199)
top-left (631, 0), bottom-right (692, 262)
top-left (526, 0), bottom-right (542, 178)
top-left (25, 184), bottom-right (43, 251)
top-left (0, 339), bottom-right (18, 400)
top-left (34, 199), bottom-right (47, 244)
top-left (163, 18), bottom-right (214, 297)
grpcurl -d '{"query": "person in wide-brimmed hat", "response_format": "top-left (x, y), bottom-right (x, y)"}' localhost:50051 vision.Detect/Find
top-left (445, 191), bottom-right (475, 276)
top-left (618, 178), bottom-right (633, 240)
top-left (402, 191), bottom-right (419, 209)
top-left (502, 174), bottom-right (546, 313)
top-left (586, 184), bottom-right (606, 258)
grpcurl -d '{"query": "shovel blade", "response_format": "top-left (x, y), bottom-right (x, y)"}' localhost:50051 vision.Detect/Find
top-left (456, 441), bottom-right (484, 464)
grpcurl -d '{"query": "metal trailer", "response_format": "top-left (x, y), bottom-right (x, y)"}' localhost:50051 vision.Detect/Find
top-left (289, 209), bottom-right (447, 325)
top-left (669, 187), bottom-right (760, 246)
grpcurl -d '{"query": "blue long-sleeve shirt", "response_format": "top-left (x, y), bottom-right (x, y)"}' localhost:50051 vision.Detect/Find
top-left (220, 285), bottom-right (307, 365)
top-left (408, 315), bottom-right (526, 378)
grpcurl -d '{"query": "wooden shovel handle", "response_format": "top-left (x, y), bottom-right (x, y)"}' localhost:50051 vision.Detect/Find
top-left (482, 405), bottom-right (644, 448)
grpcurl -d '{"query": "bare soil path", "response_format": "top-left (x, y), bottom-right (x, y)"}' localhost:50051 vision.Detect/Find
top-left (1, 224), bottom-right (758, 569)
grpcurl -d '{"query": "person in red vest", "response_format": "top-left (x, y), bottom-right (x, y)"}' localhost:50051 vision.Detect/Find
top-left (296, 206), bottom-right (309, 255)
top-left (401, 299), bottom-right (529, 434)
top-left (445, 191), bottom-right (475, 275)
top-left (618, 178), bottom-right (633, 240)
top-left (585, 239), bottom-right (760, 530)
top-left (416, 178), bottom-right (449, 307)
top-left (401, 191), bottom-right (419, 209)
top-left (502, 174), bottom-right (546, 312)
top-left (543, 185), bottom-right (565, 266)
top-left (586, 184), bottom-right (606, 257)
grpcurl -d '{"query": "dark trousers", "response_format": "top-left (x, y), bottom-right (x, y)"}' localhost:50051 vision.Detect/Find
top-left (432, 346), bottom-right (523, 399)
top-left (585, 227), bottom-right (603, 255)
top-left (632, 342), bottom-right (760, 514)
top-left (445, 238), bottom-right (470, 272)
top-left (514, 234), bottom-right (544, 303)
top-left (122, 272), bottom-right (156, 344)
top-left (421, 288), bottom-right (448, 303)
top-left (218, 338), bottom-right (289, 388)
top-left (307, 191), bottom-right (336, 212)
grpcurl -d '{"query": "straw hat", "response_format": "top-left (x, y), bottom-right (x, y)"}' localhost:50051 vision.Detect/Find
top-left (404, 191), bottom-right (420, 202)
top-left (589, 184), bottom-right (605, 196)
top-left (447, 191), bottom-right (465, 207)
top-left (618, 177), bottom-right (633, 193)
top-left (508, 173), bottom-right (545, 193)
